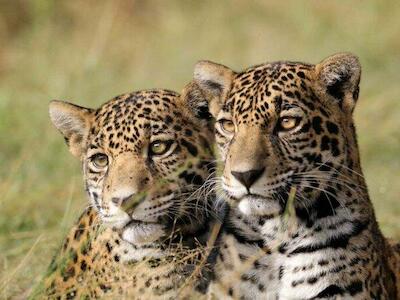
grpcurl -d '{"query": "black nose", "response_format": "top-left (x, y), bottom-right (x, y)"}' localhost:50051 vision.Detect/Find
top-left (231, 167), bottom-right (265, 189)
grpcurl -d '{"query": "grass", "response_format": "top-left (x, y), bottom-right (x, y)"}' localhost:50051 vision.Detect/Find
top-left (0, 0), bottom-right (399, 298)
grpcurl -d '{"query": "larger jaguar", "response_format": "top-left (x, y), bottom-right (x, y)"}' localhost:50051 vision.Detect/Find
top-left (187, 53), bottom-right (400, 299)
top-left (30, 88), bottom-right (219, 299)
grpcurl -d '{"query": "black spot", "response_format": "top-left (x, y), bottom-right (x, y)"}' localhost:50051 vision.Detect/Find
top-left (318, 259), bottom-right (329, 266)
top-left (314, 188), bottom-right (340, 219)
top-left (353, 86), bottom-right (360, 100)
top-left (347, 281), bottom-right (363, 296)
top-left (80, 260), bottom-right (87, 271)
top-left (312, 116), bottom-right (323, 134)
top-left (302, 99), bottom-right (315, 110)
top-left (70, 249), bottom-right (78, 263)
top-left (173, 125), bottom-right (182, 131)
top-left (145, 279), bottom-right (152, 287)
top-left (299, 121), bottom-right (311, 133)
top-left (330, 138), bottom-right (340, 157)
top-left (223, 224), bottom-right (264, 248)
top-left (314, 285), bottom-right (343, 298)
top-left (99, 284), bottom-right (112, 292)
top-left (165, 116), bottom-right (173, 124)
top-left (297, 71), bottom-right (306, 79)
top-left (307, 276), bottom-right (318, 284)
top-left (181, 139), bottom-right (198, 156)
top-left (73, 225), bottom-right (85, 241)
top-left (278, 266), bottom-right (284, 280)
top-left (241, 274), bottom-right (250, 281)
top-left (105, 242), bottom-right (112, 253)
top-left (321, 135), bottom-right (330, 151)
top-left (326, 121), bottom-right (339, 134)
top-left (278, 243), bottom-right (288, 254)
top-left (66, 290), bottom-right (77, 300)
top-left (238, 253), bottom-right (247, 261)
top-left (178, 171), bottom-right (203, 185)
top-left (284, 91), bottom-right (294, 98)
top-left (272, 84), bottom-right (282, 91)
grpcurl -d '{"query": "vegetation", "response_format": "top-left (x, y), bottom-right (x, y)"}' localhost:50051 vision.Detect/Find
top-left (0, 1), bottom-right (399, 298)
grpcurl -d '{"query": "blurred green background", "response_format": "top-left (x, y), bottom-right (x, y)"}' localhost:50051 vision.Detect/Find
top-left (0, 0), bottom-right (399, 298)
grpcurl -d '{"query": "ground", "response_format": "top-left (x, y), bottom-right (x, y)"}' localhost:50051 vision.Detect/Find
top-left (0, 1), bottom-right (399, 298)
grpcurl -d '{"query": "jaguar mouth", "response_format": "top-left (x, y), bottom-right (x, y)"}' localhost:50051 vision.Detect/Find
top-left (101, 213), bottom-right (131, 229)
top-left (122, 218), bottom-right (159, 229)
top-left (223, 181), bottom-right (291, 216)
top-left (242, 193), bottom-right (270, 200)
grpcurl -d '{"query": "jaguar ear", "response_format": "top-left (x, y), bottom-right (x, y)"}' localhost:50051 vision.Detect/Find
top-left (49, 100), bottom-right (94, 157)
top-left (183, 60), bottom-right (235, 119)
top-left (315, 53), bottom-right (361, 113)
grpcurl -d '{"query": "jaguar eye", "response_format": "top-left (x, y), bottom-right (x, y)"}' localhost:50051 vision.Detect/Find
top-left (279, 117), bottom-right (300, 131)
top-left (149, 140), bottom-right (173, 156)
top-left (90, 153), bottom-right (109, 170)
top-left (218, 119), bottom-right (235, 134)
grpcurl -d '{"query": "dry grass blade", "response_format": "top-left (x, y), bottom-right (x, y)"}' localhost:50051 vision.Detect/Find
top-left (178, 220), bottom-right (223, 297)
top-left (0, 234), bottom-right (43, 295)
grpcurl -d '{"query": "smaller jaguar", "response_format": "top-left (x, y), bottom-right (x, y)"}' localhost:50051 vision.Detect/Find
top-left (30, 88), bottom-right (217, 299)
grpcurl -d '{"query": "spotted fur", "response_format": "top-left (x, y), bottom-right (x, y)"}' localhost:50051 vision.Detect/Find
top-left (32, 89), bottom-right (217, 299)
top-left (189, 53), bottom-right (400, 299)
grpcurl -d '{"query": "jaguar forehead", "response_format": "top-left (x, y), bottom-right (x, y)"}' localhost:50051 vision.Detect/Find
top-left (88, 90), bottom-right (183, 154)
top-left (226, 62), bottom-right (315, 124)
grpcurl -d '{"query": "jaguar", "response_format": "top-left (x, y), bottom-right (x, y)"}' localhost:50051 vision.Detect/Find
top-left (187, 53), bottom-right (400, 299)
top-left (30, 88), bottom-right (218, 299)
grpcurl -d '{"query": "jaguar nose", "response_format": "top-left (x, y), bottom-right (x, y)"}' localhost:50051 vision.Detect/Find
top-left (231, 167), bottom-right (265, 190)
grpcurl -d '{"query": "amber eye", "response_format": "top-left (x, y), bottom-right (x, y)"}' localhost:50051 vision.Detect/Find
top-left (149, 140), bottom-right (173, 156)
top-left (218, 119), bottom-right (235, 134)
top-left (279, 117), bottom-right (299, 131)
top-left (90, 153), bottom-right (109, 170)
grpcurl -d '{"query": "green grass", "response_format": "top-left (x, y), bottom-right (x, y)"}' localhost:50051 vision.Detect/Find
top-left (0, 0), bottom-right (399, 298)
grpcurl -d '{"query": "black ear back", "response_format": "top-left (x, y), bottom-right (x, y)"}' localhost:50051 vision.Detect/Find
top-left (182, 60), bottom-right (235, 119)
top-left (183, 82), bottom-right (213, 120)
top-left (315, 53), bottom-right (361, 113)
